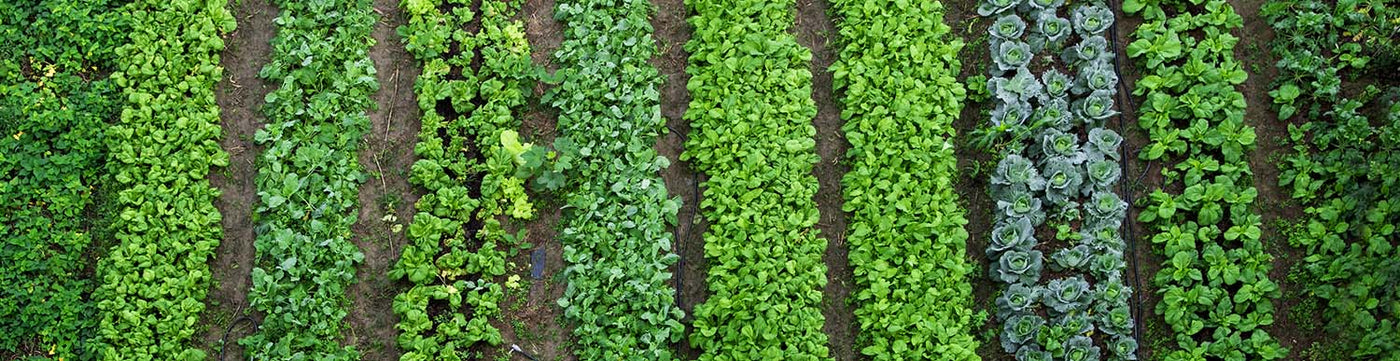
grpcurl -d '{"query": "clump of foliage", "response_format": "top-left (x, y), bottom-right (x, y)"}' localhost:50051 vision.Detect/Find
top-left (0, 0), bottom-right (128, 358)
top-left (391, 0), bottom-right (542, 358)
top-left (241, 0), bottom-right (377, 358)
top-left (829, 0), bottom-right (982, 358)
top-left (683, 0), bottom-right (830, 358)
top-left (548, 0), bottom-right (686, 359)
top-left (1265, 0), bottom-right (1400, 357)
top-left (1126, 0), bottom-right (1288, 359)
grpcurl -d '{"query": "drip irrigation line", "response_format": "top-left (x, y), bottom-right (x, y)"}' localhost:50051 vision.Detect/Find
top-left (217, 312), bottom-right (255, 361)
top-left (1106, 0), bottom-right (1148, 355)
top-left (666, 123), bottom-right (697, 311)
top-left (511, 344), bottom-right (540, 361)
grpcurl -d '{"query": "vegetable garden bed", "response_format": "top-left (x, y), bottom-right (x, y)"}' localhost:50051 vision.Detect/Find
top-left (0, 0), bottom-right (1396, 360)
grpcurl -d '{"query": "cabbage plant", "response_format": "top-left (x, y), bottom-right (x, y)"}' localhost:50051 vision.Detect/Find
top-left (1063, 35), bottom-right (1111, 65)
top-left (1085, 159), bottom-right (1121, 190)
top-left (1086, 191), bottom-right (1127, 224)
top-left (1043, 276), bottom-right (1090, 313)
top-left (1062, 336), bottom-right (1102, 361)
top-left (1035, 98), bottom-right (1073, 131)
top-left (1002, 314), bottom-right (1046, 353)
top-left (1025, 0), bottom-right (1065, 11)
top-left (1095, 275), bottom-right (1132, 306)
top-left (1072, 3), bottom-right (1114, 35)
top-left (1087, 128), bottom-right (1123, 159)
top-left (1017, 345), bottom-right (1053, 361)
top-left (1074, 89), bottom-right (1118, 123)
top-left (1089, 249), bottom-right (1127, 280)
top-left (994, 40), bottom-right (1034, 72)
top-left (997, 185), bottom-right (1047, 225)
top-left (997, 250), bottom-right (1045, 284)
top-left (1053, 309), bottom-right (1094, 334)
top-left (990, 68), bottom-right (1043, 103)
top-left (1051, 244), bottom-right (1092, 271)
top-left (993, 154), bottom-right (1046, 191)
top-left (1029, 12), bottom-right (1072, 52)
top-left (1041, 69), bottom-right (1072, 101)
top-left (1094, 303), bottom-right (1134, 336)
top-left (1082, 219), bottom-right (1125, 252)
top-left (1042, 156), bottom-right (1084, 205)
top-left (996, 283), bottom-right (1041, 319)
top-left (991, 99), bottom-right (1033, 129)
top-left (1109, 335), bottom-right (1138, 360)
top-left (1039, 129), bottom-right (1083, 161)
top-left (992, 14), bottom-right (1027, 40)
top-left (990, 217), bottom-right (1037, 255)
top-left (1075, 60), bottom-right (1119, 95)
top-left (977, 0), bottom-right (1019, 16)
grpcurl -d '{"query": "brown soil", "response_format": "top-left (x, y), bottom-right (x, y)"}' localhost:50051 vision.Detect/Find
top-left (792, 1), bottom-right (860, 361)
top-left (1229, 0), bottom-right (1319, 356)
top-left (202, 0), bottom-right (277, 358)
top-left (342, 1), bottom-right (423, 360)
top-left (648, 0), bottom-right (709, 358)
top-left (495, 0), bottom-right (574, 360)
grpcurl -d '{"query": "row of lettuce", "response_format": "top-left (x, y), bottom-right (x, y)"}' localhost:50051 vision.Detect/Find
top-left (830, 0), bottom-right (982, 359)
top-left (1, 0), bottom-right (237, 359)
top-left (391, 0), bottom-right (537, 358)
top-left (1264, 0), bottom-right (1399, 357)
top-left (979, 0), bottom-right (1137, 360)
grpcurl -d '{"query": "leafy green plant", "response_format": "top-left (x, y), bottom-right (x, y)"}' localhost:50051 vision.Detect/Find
top-left (683, 0), bottom-right (830, 359)
top-left (0, 1), bottom-right (128, 357)
top-left (1126, 0), bottom-right (1287, 359)
top-left (548, 0), bottom-right (686, 359)
top-left (90, 1), bottom-right (237, 359)
top-left (241, 0), bottom-right (377, 358)
top-left (391, 1), bottom-right (540, 359)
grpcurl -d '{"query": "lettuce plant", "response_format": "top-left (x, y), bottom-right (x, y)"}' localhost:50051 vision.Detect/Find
top-left (997, 250), bottom-right (1046, 285)
top-left (1043, 277), bottom-right (1091, 313)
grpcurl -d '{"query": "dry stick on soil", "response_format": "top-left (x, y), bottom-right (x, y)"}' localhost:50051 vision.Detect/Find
top-left (386, 63), bottom-right (400, 140)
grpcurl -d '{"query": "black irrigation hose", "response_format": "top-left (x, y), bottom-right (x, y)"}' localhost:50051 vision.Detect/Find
top-left (1106, 1), bottom-right (1147, 356)
top-left (665, 124), bottom-right (699, 312)
top-left (217, 315), bottom-right (255, 361)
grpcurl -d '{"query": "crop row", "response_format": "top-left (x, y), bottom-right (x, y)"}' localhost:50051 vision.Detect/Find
top-left (549, 0), bottom-right (686, 359)
top-left (828, 0), bottom-right (979, 359)
top-left (980, 0), bottom-right (1137, 360)
top-left (0, 1), bottom-right (126, 358)
top-left (1125, 0), bottom-right (1287, 359)
top-left (92, 1), bottom-right (237, 359)
top-left (391, 0), bottom-right (538, 359)
top-left (241, 0), bottom-right (378, 358)
top-left (682, 0), bottom-right (829, 359)
top-left (1265, 0), bottom-right (1400, 356)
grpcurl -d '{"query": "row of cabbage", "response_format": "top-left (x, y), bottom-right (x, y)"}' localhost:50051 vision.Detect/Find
top-left (1265, 0), bottom-right (1400, 357)
top-left (681, 0), bottom-right (830, 359)
top-left (240, 0), bottom-right (378, 358)
top-left (1124, 0), bottom-right (1287, 359)
top-left (549, 0), bottom-right (686, 359)
top-left (828, 0), bottom-right (980, 359)
top-left (391, 0), bottom-right (539, 359)
top-left (93, 1), bottom-right (238, 359)
top-left (979, 0), bottom-right (1136, 360)
top-left (0, 0), bottom-right (127, 358)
